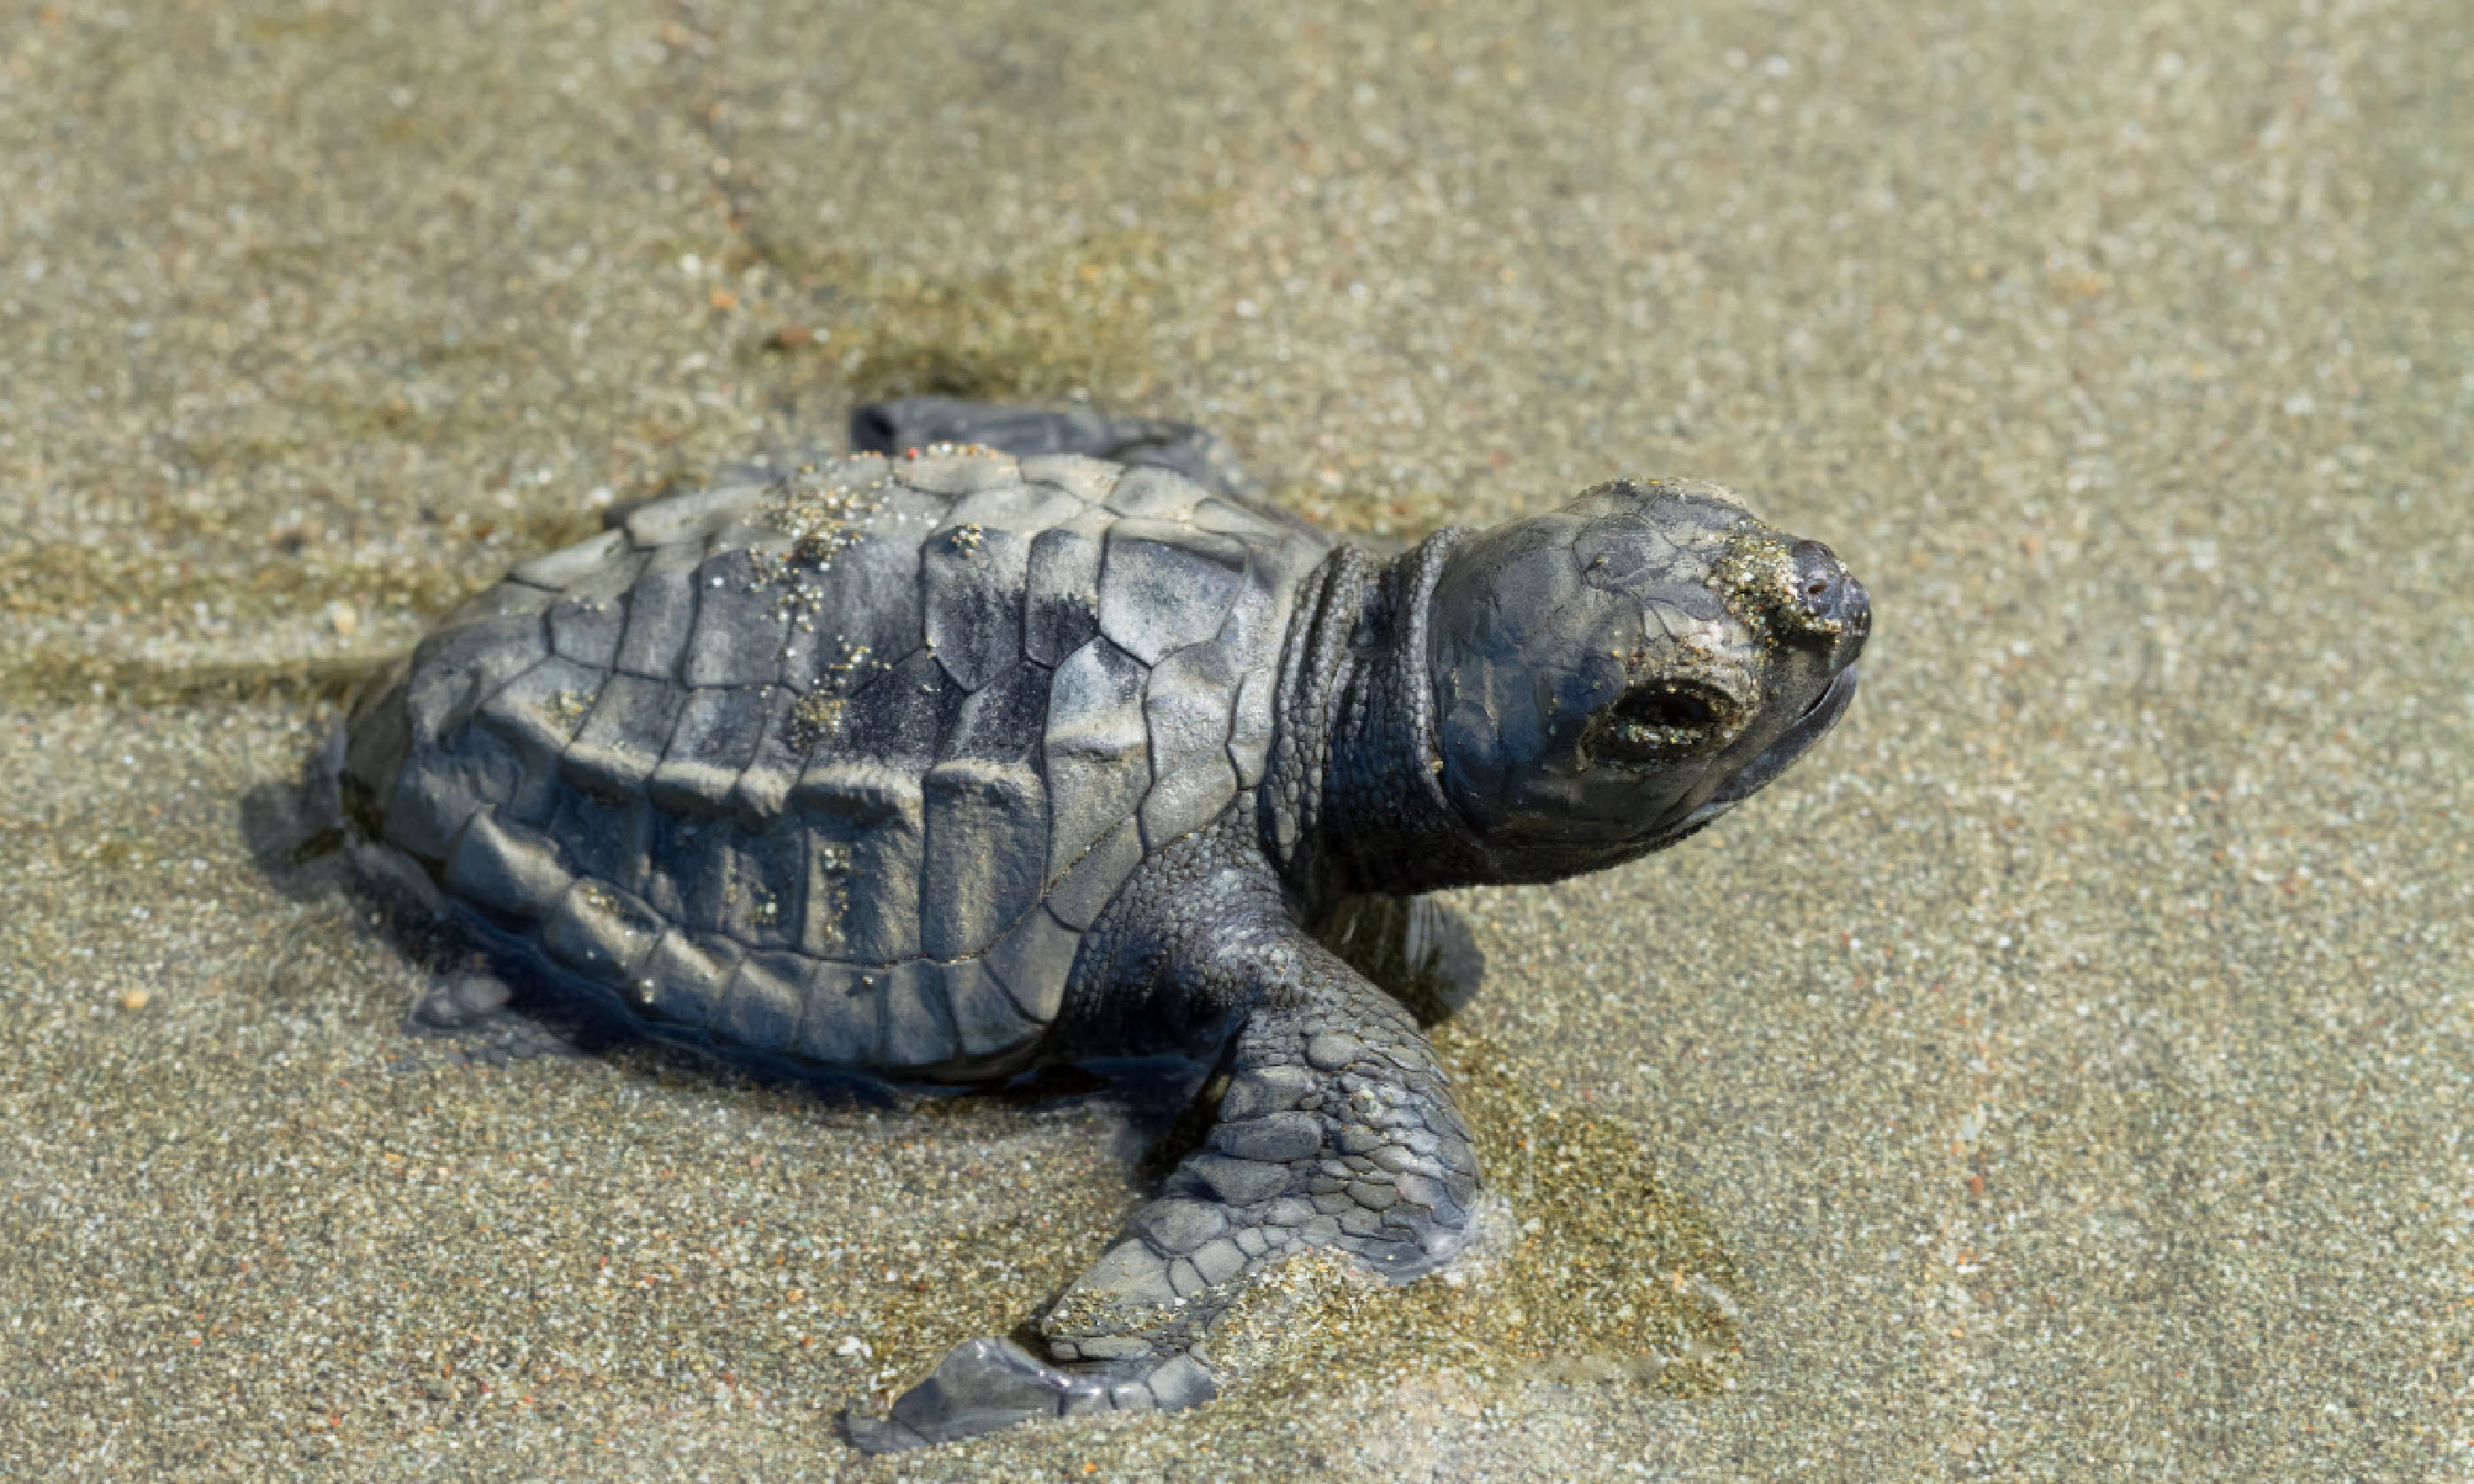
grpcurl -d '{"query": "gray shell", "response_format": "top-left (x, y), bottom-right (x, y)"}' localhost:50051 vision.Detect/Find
top-left (355, 449), bottom-right (1332, 1076)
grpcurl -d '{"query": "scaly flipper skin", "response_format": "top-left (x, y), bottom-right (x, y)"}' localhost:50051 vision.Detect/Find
top-left (847, 821), bottom-right (1479, 1451)
top-left (1048, 938), bottom-right (1478, 1336)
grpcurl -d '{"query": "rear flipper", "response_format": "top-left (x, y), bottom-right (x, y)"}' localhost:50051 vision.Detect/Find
top-left (844, 933), bottom-right (1480, 1451)
top-left (398, 966), bottom-right (603, 1068)
top-left (849, 397), bottom-right (1254, 498)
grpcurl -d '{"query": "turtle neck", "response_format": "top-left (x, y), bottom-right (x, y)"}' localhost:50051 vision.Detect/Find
top-left (1263, 529), bottom-right (1497, 905)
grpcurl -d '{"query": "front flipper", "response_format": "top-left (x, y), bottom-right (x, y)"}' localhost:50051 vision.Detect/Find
top-left (847, 935), bottom-right (1480, 1451)
top-left (848, 397), bottom-right (1255, 497)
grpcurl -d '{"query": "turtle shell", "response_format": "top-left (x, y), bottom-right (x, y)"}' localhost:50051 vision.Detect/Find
top-left (341, 449), bottom-right (1332, 1076)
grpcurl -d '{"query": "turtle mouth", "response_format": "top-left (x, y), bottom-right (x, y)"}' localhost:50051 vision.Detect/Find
top-left (1661, 662), bottom-right (1861, 839)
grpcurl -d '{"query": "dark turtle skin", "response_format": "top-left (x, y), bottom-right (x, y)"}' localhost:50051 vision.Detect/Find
top-left (325, 399), bottom-right (1870, 1450)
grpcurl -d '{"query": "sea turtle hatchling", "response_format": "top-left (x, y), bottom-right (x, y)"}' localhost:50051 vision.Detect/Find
top-left (321, 398), bottom-right (1871, 1450)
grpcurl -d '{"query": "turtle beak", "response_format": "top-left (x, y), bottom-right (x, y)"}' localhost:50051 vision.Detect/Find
top-left (1666, 661), bottom-right (1863, 837)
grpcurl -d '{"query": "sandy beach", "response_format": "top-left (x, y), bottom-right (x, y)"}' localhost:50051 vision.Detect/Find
top-left (3, 0), bottom-right (2469, 1478)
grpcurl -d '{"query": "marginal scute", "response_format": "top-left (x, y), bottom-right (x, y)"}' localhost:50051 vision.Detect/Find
top-left (637, 930), bottom-right (735, 1026)
top-left (352, 840), bottom-right (449, 917)
top-left (1044, 816), bottom-right (1145, 929)
top-left (1190, 496), bottom-right (1288, 541)
top-left (948, 481), bottom-right (1085, 534)
top-left (983, 906), bottom-right (1081, 1024)
top-left (512, 527), bottom-right (631, 589)
top-left (941, 958), bottom-right (1044, 1060)
top-left (1099, 519), bottom-right (1248, 664)
top-left (877, 960), bottom-right (960, 1069)
top-left (833, 451), bottom-right (895, 487)
top-left (867, 482), bottom-right (952, 541)
top-left (442, 811), bottom-right (571, 921)
top-left (1104, 465), bottom-right (1203, 521)
top-left (691, 821), bottom-right (803, 950)
top-left (1228, 666), bottom-right (1275, 789)
top-left (706, 504), bottom-right (789, 556)
top-left (540, 881), bottom-right (663, 985)
top-left (898, 450), bottom-right (1019, 496)
top-left (543, 784), bottom-right (652, 897)
top-left (403, 611), bottom-right (548, 748)
top-left (1213, 574), bottom-right (1282, 659)
top-left (560, 539), bottom-right (653, 607)
top-left (440, 579), bottom-right (558, 630)
top-left (632, 811), bottom-right (700, 932)
top-left (1017, 453), bottom-right (1120, 503)
top-left (624, 484), bottom-right (760, 549)
top-left (714, 953), bottom-right (807, 1052)
top-left (1217, 559), bottom-right (1299, 791)
top-left (383, 761), bottom-right (483, 866)
top-left (921, 759), bottom-right (1047, 959)
top-left (795, 961), bottom-right (873, 1064)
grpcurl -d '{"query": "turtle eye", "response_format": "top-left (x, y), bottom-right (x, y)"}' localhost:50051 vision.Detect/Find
top-left (1587, 682), bottom-right (1738, 767)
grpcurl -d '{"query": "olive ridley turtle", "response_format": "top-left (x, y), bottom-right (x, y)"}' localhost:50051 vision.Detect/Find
top-left (322, 398), bottom-right (1871, 1449)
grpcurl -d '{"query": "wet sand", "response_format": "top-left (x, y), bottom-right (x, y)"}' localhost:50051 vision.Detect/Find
top-left (3, 0), bottom-right (2469, 1479)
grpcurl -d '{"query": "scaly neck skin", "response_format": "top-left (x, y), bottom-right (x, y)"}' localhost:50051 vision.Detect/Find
top-left (1264, 531), bottom-right (1496, 909)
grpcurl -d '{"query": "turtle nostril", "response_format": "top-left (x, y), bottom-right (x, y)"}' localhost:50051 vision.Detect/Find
top-left (1789, 541), bottom-right (1850, 620)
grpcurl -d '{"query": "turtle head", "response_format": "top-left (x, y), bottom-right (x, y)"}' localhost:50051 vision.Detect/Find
top-left (1425, 478), bottom-right (1868, 880)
